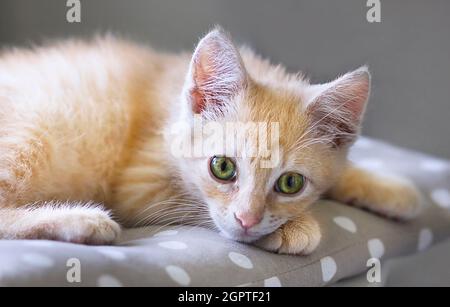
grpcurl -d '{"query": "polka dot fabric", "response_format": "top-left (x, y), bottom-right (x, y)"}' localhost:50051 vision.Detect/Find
top-left (0, 137), bottom-right (449, 287)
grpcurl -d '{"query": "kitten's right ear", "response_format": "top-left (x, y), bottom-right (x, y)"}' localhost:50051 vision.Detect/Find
top-left (184, 28), bottom-right (248, 116)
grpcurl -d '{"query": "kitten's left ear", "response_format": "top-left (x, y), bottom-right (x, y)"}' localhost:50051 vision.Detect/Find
top-left (306, 67), bottom-right (371, 148)
top-left (184, 28), bottom-right (248, 116)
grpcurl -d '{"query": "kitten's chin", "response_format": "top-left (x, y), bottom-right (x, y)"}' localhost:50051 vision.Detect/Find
top-left (219, 229), bottom-right (262, 243)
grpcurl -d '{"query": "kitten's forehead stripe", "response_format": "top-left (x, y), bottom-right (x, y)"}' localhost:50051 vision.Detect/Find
top-left (240, 82), bottom-right (312, 167)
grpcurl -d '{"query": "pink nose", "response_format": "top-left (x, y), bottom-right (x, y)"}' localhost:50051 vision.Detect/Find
top-left (234, 212), bottom-right (262, 230)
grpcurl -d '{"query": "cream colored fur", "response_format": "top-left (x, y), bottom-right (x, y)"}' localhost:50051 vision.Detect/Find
top-left (0, 29), bottom-right (422, 253)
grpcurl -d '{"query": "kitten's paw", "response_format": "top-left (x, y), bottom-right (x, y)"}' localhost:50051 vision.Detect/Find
top-left (254, 214), bottom-right (321, 255)
top-left (350, 174), bottom-right (424, 220)
top-left (28, 208), bottom-right (121, 245)
top-left (375, 177), bottom-right (424, 220)
top-left (330, 166), bottom-right (425, 221)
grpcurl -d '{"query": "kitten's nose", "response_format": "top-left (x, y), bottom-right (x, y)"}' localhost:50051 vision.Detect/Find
top-left (234, 212), bottom-right (262, 230)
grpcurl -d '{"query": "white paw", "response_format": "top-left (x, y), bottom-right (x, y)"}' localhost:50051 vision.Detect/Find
top-left (27, 208), bottom-right (121, 245)
top-left (254, 217), bottom-right (321, 255)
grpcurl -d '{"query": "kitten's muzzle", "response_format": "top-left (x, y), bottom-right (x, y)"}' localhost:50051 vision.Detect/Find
top-left (234, 212), bottom-right (263, 232)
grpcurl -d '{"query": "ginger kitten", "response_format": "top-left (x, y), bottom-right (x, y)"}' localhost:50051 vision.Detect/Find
top-left (0, 29), bottom-right (422, 254)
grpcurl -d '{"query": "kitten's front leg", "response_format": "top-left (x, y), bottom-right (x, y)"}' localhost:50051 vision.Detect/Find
top-left (254, 213), bottom-right (321, 255)
top-left (327, 164), bottom-right (424, 220)
top-left (0, 202), bottom-right (121, 244)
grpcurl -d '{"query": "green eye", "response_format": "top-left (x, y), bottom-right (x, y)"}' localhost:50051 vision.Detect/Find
top-left (275, 172), bottom-right (305, 195)
top-left (210, 156), bottom-right (237, 182)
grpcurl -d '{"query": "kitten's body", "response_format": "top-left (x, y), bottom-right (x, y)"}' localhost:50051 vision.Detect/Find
top-left (0, 31), bottom-right (422, 253)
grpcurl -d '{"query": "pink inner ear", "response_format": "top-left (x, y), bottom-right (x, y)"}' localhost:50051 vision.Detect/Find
top-left (189, 30), bottom-right (246, 114)
top-left (339, 71), bottom-right (370, 121)
top-left (191, 49), bottom-right (220, 113)
top-left (191, 88), bottom-right (206, 114)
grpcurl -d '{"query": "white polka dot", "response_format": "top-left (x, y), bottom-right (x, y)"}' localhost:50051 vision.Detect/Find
top-left (21, 253), bottom-right (54, 268)
top-left (333, 216), bottom-right (357, 233)
top-left (420, 160), bottom-right (448, 172)
top-left (154, 230), bottom-right (178, 237)
top-left (264, 276), bottom-right (282, 287)
top-left (320, 256), bottom-right (337, 283)
top-left (431, 189), bottom-right (450, 209)
top-left (356, 158), bottom-right (384, 170)
top-left (97, 275), bottom-right (123, 287)
top-left (97, 248), bottom-right (127, 261)
top-left (228, 252), bottom-right (253, 269)
top-left (158, 241), bottom-right (187, 250)
top-left (165, 265), bottom-right (191, 286)
top-left (418, 228), bottom-right (433, 252)
top-left (368, 239), bottom-right (385, 259)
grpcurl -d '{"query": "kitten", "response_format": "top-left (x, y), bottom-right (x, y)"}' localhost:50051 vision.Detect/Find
top-left (0, 29), bottom-right (422, 254)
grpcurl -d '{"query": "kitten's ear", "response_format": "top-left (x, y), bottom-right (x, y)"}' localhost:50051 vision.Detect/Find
top-left (185, 28), bottom-right (248, 115)
top-left (306, 67), bottom-right (371, 148)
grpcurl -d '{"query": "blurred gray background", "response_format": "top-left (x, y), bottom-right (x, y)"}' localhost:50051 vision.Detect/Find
top-left (0, 0), bottom-right (449, 158)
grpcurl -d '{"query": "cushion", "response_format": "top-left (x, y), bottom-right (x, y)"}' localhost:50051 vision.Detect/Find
top-left (1, 137), bottom-right (450, 287)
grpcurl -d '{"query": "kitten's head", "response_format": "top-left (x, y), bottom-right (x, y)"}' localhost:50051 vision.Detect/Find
top-left (174, 29), bottom-right (370, 242)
